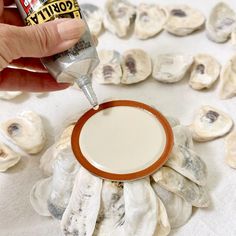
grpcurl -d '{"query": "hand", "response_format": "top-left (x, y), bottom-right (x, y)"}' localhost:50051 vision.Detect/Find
top-left (0, 0), bottom-right (85, 92)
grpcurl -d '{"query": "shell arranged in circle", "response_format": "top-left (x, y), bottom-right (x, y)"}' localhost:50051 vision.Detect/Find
top-left (30, 113), bottom-right (210, 235)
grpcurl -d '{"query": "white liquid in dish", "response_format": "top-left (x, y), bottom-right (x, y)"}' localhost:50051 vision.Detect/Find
top-left (79, 106), bottom-right (167, 174)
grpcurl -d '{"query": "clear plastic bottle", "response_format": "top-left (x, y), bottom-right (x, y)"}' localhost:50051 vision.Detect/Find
top-left (15, 0), bottom-right (99, 108)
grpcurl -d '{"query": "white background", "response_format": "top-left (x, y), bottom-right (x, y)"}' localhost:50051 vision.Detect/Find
top-left (1, 0), bottom-right (236, 235)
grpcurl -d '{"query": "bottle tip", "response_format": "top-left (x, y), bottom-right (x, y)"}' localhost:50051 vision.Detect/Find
top-left (76, 79), bottom-right (99, 110)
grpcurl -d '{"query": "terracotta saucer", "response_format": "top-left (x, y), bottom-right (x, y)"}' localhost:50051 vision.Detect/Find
top-left (71, 100), bottom-right (174, 181)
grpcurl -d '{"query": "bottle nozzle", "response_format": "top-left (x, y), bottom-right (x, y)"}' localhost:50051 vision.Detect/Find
top-left (76, 76), bottom-right (99, 109)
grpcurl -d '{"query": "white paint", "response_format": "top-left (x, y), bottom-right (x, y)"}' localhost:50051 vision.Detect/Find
top-left (79, 106), bottom-right (167, 174)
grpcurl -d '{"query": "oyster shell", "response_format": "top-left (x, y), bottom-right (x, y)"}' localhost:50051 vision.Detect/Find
top-left (164, 5), bottom-right (205, 36)
top-left (152, 54), bottom-right (193, 83)
top-left (225, 131), bottom-right (236, 169)
top-left (167, 116), bottom-right (180, 128)
top-left (173, 125), bottom-right (194, 149)
top-left (152, 183), bottom-right (192, 229)
top-left (190, 106), bottom-right (233, 142)
top-left (165, 145), bottom-right (207, 186)
top-left (39, 144), bottom-right (55, 176)
top-left (30, 177), bottom-right (52, 217)
top-left (94, 181), bottom-right (125, 236)
top-left (93, 50), bottom-right (122, 85)
top-left (206, 2), bottom-right (236, 43)
top-left (81, 4), bottom-right (103, 37)
top-left (0, 91), bottom-right (23, 100)
top-left (121, 49), bottom-right (152, 84)
top-left (40, 124), bottom-right (74, 176)
top-left (189, 54), bottom-right (221, 90)
top-left (0, 111), bottom-right (46, 154)
top-left (152, 167), bottom-right (210, 207)
top-left (0, 142), bottom-right (21, 172)
top-left (47, 146), bottom-right (79, 219)
top-left (103, 0), bottom-right (136, 37)
top-left (220, 55), bottom-right (236, 99)
top-left (231, 29), bottom-right (236, 46)
top-left (134, 4), bottom-right (167, 39)
top-left (124, 178), bottom-right (170, 236)
top-left (61, 168), bottom-right (102, 236)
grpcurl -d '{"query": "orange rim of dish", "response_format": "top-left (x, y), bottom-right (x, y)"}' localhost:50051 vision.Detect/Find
top-left (71, 100), bottom-right (174, 181)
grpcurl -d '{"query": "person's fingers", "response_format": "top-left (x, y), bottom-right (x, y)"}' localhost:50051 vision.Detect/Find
top-left (0, 18), bottom-right (85, 68)
top-left (8, 58), bottom-right (47, 72)
top-left (2, 8), bottom-right (23, 26)
top-left (0, 68), bottom-right (70, 92)
top-left (0, 0), bottom-right (3, 15)
top-left (3, 0), bottom-right (14, 6)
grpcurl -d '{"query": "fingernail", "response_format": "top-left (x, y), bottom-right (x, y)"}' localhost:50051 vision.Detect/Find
top-left (57, 18), bottom-right (85, 41)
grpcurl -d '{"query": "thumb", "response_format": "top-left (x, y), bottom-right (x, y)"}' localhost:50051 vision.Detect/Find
top-left (0, 18), bottom-right (85, 61)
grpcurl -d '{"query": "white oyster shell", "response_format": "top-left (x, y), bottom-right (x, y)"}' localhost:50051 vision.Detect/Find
top-left (173, 125), bottom-right (194, 149)
top-left (40, 124), bottom-right (74, 176)
top-left (124, 178), bottom-right (170, 236)
top-left (81, 4), bottom-right (103, 37)
top-left (30, 116), bottom-right (209, 235)
top-left (206, 2), bottom-right (236, 43)
top-left (93, 50), bottom-right (122, 84)
top-left (61, 168), bottom-right (102, 236)
top-left (0, 91), bottom-right (23, 100)
top-left (0, 111), bottom-right (46, 154)
top-left (152, 184), bottom-right (192, 229)
top-left (164, 5), bottom-right (205, 36)
top-left (121, 49), bottom-right (152, 84)
top-left (134, 4), bottom-right (167, 40)
top-left (225, 131), bottom-right (236, 169)
top-left (39, 144), bottom-right (55, 176)
top-left (103, 0), bottom-right (136, 38)
top-left (94, 181), bottom-right (125, 235)
top-left (231, 29), bottom-right (236, 47)
top-left (166, 116), bottom-right (180, 128)
top-left (190, 106), bottom-right (233, 142)
top-left (30, 177), bottom-right (52, 217)
top-left (0, 142), bottom-right (21, 172)
top-left (152, 54), bottom-right (193, 83)
top-left (152, 167), bottom-right (210, 208)
top-left (189, 54), bottom-right (221, 90)
top-left (47, 145), bottom-right (80, 219)
top-left (166, 145), bottom-right (207, 186)
top-left (167, 125), bottom-right (207, 186)
top-left (220, 55), bottom-right (236, 99)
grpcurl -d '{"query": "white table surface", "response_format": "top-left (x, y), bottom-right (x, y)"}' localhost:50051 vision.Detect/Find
top-left (1, 0), bottom-right (236, 235)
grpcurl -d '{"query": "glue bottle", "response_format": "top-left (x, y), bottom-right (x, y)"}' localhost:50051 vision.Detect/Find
top-left (15, 0), bottom-right (99, 109)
